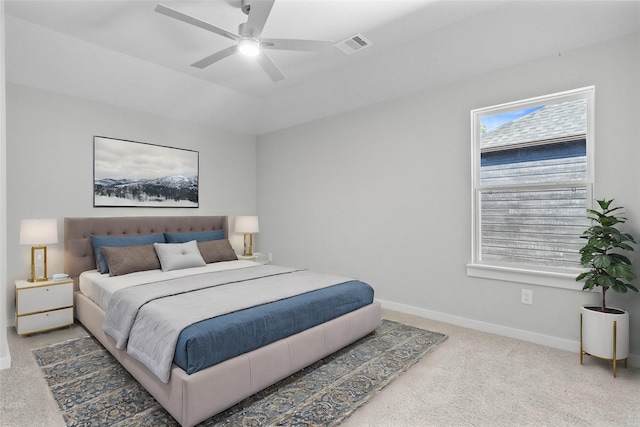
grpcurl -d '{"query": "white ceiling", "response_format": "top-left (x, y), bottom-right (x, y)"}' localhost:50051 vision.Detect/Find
top-left (4, 0), bottom-right (640, 135)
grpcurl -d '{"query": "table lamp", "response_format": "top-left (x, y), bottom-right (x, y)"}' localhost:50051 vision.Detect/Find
top-left (20, 218), bottom-right (58, 282)
top-left (235, 216), bottom-right (259, 256)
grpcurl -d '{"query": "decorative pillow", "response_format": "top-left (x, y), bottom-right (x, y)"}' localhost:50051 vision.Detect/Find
top-left (90, 233), bottom-right (166, 274)
top-left (163, 229), bottom-right (225, 243)
top-left (197, 239), bottom-right (238, 264)
top-left (153, 240), bottom-right (206, 272)
top-left (101, 244), bottom-right (161, 277)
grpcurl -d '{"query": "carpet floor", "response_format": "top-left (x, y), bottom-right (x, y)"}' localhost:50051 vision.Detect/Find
top-left (32, 319), bottom-right (447, 426)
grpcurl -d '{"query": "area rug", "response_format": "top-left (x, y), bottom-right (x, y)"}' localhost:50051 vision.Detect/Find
top-left (33, 320), bottom-right (447, 426)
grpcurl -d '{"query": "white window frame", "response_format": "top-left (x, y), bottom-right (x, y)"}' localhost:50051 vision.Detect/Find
top-left (467, 86), bottom-right (595, 289)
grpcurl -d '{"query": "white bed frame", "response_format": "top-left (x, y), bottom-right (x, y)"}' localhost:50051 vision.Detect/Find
top-left (65, 216), bottom-right (381, 427)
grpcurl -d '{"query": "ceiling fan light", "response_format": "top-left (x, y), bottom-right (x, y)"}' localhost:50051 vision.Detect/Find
top-left (238, 38), bottom-right (260, 57)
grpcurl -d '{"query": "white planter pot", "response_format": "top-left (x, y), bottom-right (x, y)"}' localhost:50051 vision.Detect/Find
top-left (580, 306), bottom-right (629, 360)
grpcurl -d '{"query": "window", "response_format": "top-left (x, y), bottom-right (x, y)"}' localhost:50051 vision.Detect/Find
top-left (468, 87), bottom-right (594, 288)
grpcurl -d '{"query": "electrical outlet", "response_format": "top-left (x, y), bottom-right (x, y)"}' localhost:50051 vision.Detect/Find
top-left (521, 289), bottom-right (533, 305)
top-left (268, 252), bottom-right (273, 262)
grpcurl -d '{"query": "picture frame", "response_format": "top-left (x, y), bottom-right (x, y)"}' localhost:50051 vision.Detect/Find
top-left (93, 136), bottom-right (199, 208)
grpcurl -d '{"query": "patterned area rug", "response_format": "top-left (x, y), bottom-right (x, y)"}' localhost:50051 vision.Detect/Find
top-left (33, 320), bottom-right (447, 426)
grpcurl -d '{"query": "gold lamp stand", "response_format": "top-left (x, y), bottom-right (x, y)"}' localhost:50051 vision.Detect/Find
top-left (243, 233), bottom-right (254, 256)
top-left (29, 245), bottom-right (49, 282)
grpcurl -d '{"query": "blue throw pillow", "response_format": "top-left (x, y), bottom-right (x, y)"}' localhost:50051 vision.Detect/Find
top-left (163, 229), bottom-right (225, 243)
top-left (90, 233), bottom-right (166, 274)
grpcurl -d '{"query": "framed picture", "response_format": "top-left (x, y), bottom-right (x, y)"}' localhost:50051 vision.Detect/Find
top-left (94, 136), bottom-right (199, 207)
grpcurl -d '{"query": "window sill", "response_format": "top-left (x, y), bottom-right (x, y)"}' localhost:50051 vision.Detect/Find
top-left (466, 263), bottom-right (584, 290)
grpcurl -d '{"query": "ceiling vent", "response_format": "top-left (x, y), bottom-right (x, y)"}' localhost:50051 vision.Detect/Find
top-left (335, 33), bottom-right (372, 55)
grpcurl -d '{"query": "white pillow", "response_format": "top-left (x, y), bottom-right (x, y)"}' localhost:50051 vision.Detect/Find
top-left (153, 240), bottom-right (206, 272)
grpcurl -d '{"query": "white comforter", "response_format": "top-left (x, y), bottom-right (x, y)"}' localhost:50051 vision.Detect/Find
top-left (80, 259), bottom-right (260, 311)
top-left (98, 264), bottom-right (355, 383)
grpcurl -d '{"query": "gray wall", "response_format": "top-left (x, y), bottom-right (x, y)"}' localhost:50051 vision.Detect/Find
top-left (4, 29), bottom-right (639, 366)
top-left (4, 83), bottom-right (257, 324)
top-left (1, 2), bottom-right (9, 368)
top-left (256, 33), bottom-right (640, 360)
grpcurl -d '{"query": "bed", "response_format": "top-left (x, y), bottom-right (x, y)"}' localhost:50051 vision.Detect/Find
top-left (64, 216), bottom-right (381, 427)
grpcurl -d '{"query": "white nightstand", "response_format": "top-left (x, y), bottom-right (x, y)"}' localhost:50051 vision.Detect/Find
top-left (15, 279), bottom-right (74, 336)
top-left (237, 252), bottom-right (269, 264)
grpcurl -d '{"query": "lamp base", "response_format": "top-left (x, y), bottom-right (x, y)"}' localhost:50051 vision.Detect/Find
top-left (243, 233), bottom-right (254, 256)
top-left (29, 245), bottom-right (48, 282)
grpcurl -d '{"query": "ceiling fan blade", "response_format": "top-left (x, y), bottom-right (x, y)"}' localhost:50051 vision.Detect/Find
top-left (245, 0), bottom-right (275, 37)
top-left (261, 38), bottom-right (334, 53)
top-left (256, 52), bottom-right (285, 82)
top-left (191, 45), bottom-right (238, 69)
top-left (155, 4), bottom-right (239, 41)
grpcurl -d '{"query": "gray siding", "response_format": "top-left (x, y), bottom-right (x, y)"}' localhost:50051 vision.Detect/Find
top-left (480, 157), bottom-right (589, 268)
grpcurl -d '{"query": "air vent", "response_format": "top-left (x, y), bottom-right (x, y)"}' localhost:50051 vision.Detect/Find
top-left (335, 33), bottom-right (372, 55)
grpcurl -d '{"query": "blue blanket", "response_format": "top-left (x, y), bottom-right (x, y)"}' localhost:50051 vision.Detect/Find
top-left (174, 280), bottom-right (374, 374)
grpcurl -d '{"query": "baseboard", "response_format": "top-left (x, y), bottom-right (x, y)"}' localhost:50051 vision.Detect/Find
top-left (0, 348), bottom-right (10, 370)
top-left (377, 299), bottom-right (639, 369)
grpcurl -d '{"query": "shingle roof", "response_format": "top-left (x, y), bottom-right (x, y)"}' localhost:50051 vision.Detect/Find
top-left (481, 99), bottom-right (586, 149)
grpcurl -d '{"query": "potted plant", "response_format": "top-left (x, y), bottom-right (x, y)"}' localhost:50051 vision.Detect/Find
top-left (576, 198), bottom-right (638, 376)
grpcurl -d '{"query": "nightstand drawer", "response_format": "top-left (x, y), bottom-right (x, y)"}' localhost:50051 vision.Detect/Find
top-left (16, 307), bottom-right (73, 335)
top-left (16, 282), bottom-right (73, 315)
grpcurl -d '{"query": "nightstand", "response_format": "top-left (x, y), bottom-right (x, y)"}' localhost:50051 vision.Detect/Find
top-left (237, 252), bottom-right (269, 264)
top-left (15, 279), bottom-right (74, 336)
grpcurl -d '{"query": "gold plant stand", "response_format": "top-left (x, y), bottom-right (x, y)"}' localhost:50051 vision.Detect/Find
top-left (580, 313), bottom-right (628, 378)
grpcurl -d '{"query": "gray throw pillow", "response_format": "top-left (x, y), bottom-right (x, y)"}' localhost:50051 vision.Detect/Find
top-left (197, 239), bottom-right (238, 264)
top-left (154, 240), bottom-right (206, 271)
top-left (101, 244), bottom-right (161, 277)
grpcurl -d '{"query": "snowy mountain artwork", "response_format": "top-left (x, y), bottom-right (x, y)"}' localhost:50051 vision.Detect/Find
top-left (94, 136), bottom-right (199, 207)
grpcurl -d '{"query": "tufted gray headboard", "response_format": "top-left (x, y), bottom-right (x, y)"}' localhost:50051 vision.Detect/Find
top-left (64, 216), bottom-right (228, 291)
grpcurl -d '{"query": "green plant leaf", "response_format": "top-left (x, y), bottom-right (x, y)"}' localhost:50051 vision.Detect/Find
top-left (609, 253), bottom-right (632, 265)
top-left (592, 254), bottom-right (611, 269)
top-left (616, 242), bottom-right (635, 251)
top-left (587, 207), bottom-right (602, 216)
top-left (596, 199), bottom-right (613, 210)
top-left (622, 233), bottom-right (637, 244)
top-left (607, 264), bottom-right (636, 281)
top-left (595, 275), bottom-right (614, 287)
top-left (612, 281), bottom-right (628, 293)
top-left (586, 226), bottom-right (603, 236)
top-left (576, 272), bottom-right (589, 281)
top-left (582, 281), bottom-right (595, 291)
top-left (606, 205), bottom-right (625, 215)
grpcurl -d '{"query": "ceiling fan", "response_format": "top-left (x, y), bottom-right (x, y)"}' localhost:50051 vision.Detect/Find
top-left (155, 0), bottom-right (335, 82)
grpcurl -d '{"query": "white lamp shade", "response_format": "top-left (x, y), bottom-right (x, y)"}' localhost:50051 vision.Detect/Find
top-left (20, 218), bottom-right (58, 245)
top-left (235, 216), bottom-right (259, 233)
